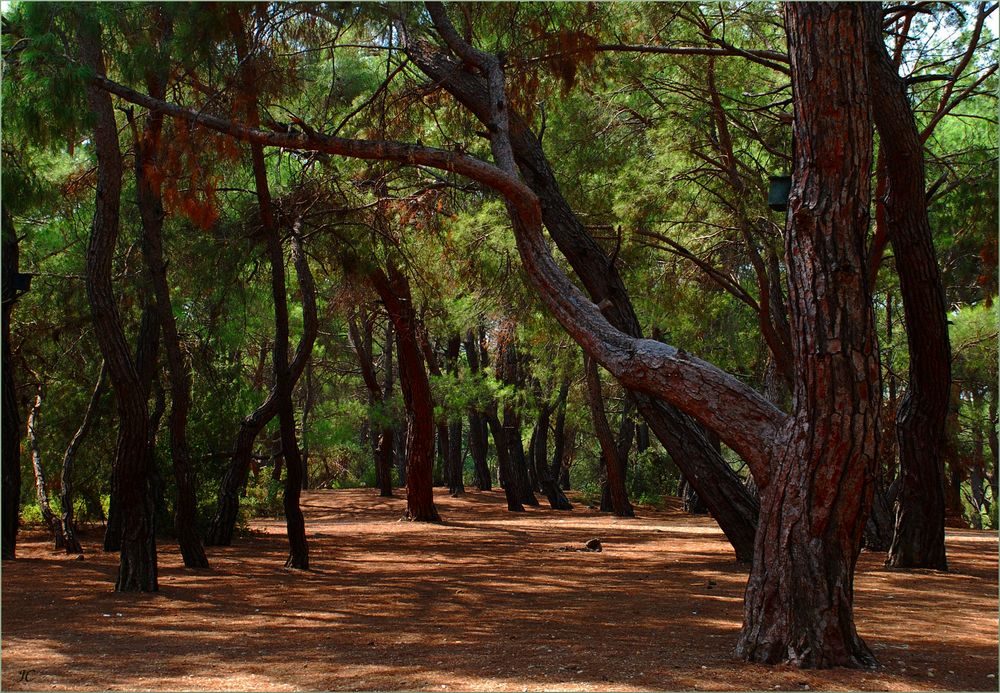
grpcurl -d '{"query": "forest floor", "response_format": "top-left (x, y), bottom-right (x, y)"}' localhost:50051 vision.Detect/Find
top-left (2, 488), bottom-right (997, 692)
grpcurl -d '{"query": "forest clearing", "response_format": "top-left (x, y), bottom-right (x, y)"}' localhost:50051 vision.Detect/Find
top-left (2, 489), bottom-right (997, 692)
top-left (2, 1), bottom-right (998, 689)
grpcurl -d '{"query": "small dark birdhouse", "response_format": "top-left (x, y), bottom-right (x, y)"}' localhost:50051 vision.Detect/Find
top-left (13, 272), bottom-right (31, 294)
top-left (768, 175), bottom-right (792, 212)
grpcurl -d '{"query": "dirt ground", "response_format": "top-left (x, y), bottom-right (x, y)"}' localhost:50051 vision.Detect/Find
top-left (2, 488), bottom-right (997, 692)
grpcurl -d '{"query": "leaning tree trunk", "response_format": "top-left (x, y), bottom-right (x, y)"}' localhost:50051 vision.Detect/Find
top-left (132, 38), bottom-right (209, 568)
top-left (26, 383), bottom-right (65, 548)
top-left (370, 262), bottom-right (439, 522)
top-left (585, 355), bottom-right (634, 517)
top-left (866, 8), bottom-right (950, 571)
top-left (735, 3), bottom-right (881, 667)
top-left (79, 19), bottom-right (158, 591)
top-left (407, 37), bottom-right (759, 559)
top-left (1, 207), bottom-right (22, 560)
top-left (59, 361), bottom-right (107, 554)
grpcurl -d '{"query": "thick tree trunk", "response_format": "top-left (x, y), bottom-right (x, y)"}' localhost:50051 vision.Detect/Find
top-left (370, 263), bottom-right (439, 522)
top-left (866, 10), bottom-right (950, 571)
top-left (132, 42), bottom-right (209, 568)
top-left (2, 207), bottom-right (22, 560)
top-left (79, 20), bottom-right (158, 591)
top-left (26, 384), bottom-right (64, 548)
top-left (59, 361), bottom-right (107, 554)
top-left (464, 331), bottom-right (492, 490)
top-left (586, 355), bottom-right (634, 517)
top-left (735, 3), bottom-right (881, 667)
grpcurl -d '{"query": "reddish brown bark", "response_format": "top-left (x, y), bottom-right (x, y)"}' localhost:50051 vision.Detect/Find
top-left (735, 3), bottom-right (881, 667)
top-left (370, 263), bottom-right (439, 522)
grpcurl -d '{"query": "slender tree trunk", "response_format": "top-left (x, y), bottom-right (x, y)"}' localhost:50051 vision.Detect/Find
top-left (496, 325), bottom-right (538, 506)
top-left (550, 380), bottom-right (570, 489)
top-left (377, 320), bottom-right (395, 496)
top-left (130, 35), bottom-right (208, 568)
top-left (26, 383), bottom-right (64, 548)
top-left (446, 334), bottom-right (465, 496)
top-left (486, 407), bottom-right (524, 511)
top-left (735, 4), bottom-right (881, 666)
top-left (203, 229), bottom-right (316, 546)
top-left (59, 361), bottom-right (107, 554)
top-left (2, 207), bottom-right (22, 560)
top-left (370, 262), bottom-right (439, 521)
top-left (586, 355), bottom-right (634, 517)
top-left (464, 330), bottom-right (492, 490)
top-left (233, 18), bottom-right (309, 568)
top-left (79, 18), bottom-right (158, 591)
top-left (531, 382), bottom-right (572, 510)
top-left (867, 11), bottom-right (950, 571)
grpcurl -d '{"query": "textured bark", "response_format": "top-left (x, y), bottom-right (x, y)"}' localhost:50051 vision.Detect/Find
top-left (59, 362), bottom-right (107, 555)
top-left (79, 17), bottom-right (158, 591)
top-left (586, 355), bottom-right (634, 517)
top-left (464, 330), bottom-right (492, 491)
top-left (735, 3), bottom-right (881, 667)
top-left (866, 8), bottom-right (950, 571)
top-left (26, 384), bottom-right (64, 548)
top-left (2, 207), bottom-right (22, 560)
top-left (132, 34), bottom-right (209, 568)
top-left (370, 263), bottom-right (439, 522)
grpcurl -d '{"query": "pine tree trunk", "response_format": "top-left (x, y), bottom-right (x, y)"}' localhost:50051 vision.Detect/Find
top-left (370, 263), bottom-right (439, 522)
top-left (131, 37), bottom-right (209, 568)
top-left (531, 384), bottom-right (572, 510)
top-left (866, 10), bottom-right (950, 571)
top-left (446, 334), bottom-right (465, 496)
top-left (59, 361), bottom-right (107, 555)
top-left (377, 320), bottom-right (395, 497)
top-left (586, 355), bottom-right (634, 517)
top-left (233, 18), bottom-right (309, 568)
top-left (486, 407), bottom-right (524, 511)
top-left (464, 331), bottom-right (492, 491)
top-left (736, 3), bottom-right (881, 667)
top-left (79, 19), bottom-right (158, 591)
top-left (26, 384), bottom-right (64, 548)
